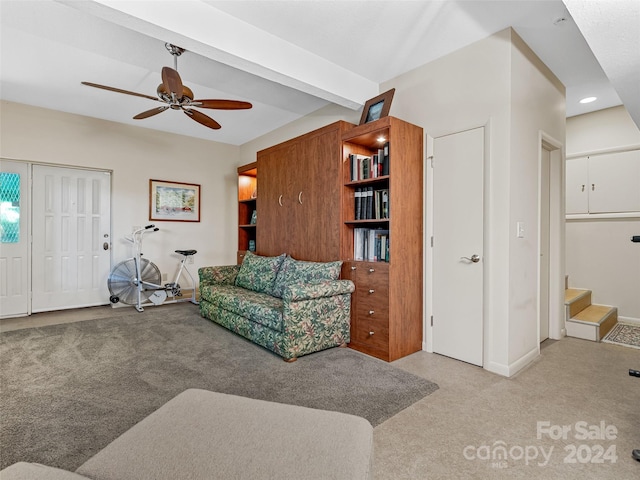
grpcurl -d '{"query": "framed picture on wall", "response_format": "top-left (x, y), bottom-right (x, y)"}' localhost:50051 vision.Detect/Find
top-left (149, 179), bottom-right (201, 222)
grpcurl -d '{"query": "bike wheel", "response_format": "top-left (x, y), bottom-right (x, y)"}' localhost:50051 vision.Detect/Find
top-left (107, 258), bottom-right (161, 305)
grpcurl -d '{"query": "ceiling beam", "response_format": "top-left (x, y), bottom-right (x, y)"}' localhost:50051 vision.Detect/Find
top-left (58, 0), bottom-right (378, 110)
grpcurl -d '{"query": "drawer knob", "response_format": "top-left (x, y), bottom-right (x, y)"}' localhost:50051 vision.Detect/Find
top-left (369, 331), bottom-right (375, 336)
top-left (369, 310), bottom-right (375, 315)
top-left (368, 289), bottom-right (375, 294)
top-left (351, 266), bottom-right (357, 271)
top-left (369, 268), bottom-right (375, 273)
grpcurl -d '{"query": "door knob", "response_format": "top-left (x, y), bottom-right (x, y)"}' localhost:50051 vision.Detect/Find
top-left (460, 254), bottom-right (480, 263)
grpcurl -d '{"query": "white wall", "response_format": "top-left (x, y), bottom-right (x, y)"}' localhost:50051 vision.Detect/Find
top-left (0, 100), bottom-right (241, 282)
top-left (566, 106), bottom-right (640, 322)
top-left (238, 28), bottom-right (566, 376)
top-left (508, 33), bottom-right (566, 365)
top-left (381, 28), bottom-right (565, 375)
top-left (239, 103), bottom-right (359, 165)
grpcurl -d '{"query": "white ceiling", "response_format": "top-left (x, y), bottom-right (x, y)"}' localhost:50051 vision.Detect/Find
top-left (1, 0), bottom-right (638, 145)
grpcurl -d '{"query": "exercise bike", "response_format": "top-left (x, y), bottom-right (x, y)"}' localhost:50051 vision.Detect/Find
top-left (107, 224), bottom-right (198, 312)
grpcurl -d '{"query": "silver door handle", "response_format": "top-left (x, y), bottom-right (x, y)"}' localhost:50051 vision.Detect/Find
top-left (460, 254), bottom-right (480, 263)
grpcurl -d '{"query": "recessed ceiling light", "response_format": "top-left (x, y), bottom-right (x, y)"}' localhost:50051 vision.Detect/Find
top-left (580, 97), bottom-right (597, 104)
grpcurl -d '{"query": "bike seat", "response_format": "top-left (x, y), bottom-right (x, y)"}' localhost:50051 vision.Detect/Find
top-left (175, 249), bottom-right (197, 256)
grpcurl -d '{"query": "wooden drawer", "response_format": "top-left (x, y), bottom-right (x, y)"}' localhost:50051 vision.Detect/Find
top-left (352, 315), bottom-right (389, 351)
top-left (354, 262), bottom-right (389, 283)
top-left (355, 295), bottom-right (389, 318)
top-left (354, 274), bottom-right (389, 298)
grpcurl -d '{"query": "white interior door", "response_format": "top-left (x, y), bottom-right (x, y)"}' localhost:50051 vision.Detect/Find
top-left (539, 147), bottom-right (551, 342)
top-left (432, 127), bottom-right (484, 366)
top-left (0, 160), bottom-right (30, 318)
top-left (32, 165), bottom-right (111, 312)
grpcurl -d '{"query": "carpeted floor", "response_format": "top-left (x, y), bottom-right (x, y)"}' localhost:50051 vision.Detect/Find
top-left (0, 304), bottom-right (438, 471)
top-left (603, 323), bottom-right (640, 350)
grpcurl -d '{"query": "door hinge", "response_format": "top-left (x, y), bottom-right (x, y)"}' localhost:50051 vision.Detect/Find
top-left (430, 315), bottom-right (433, 327)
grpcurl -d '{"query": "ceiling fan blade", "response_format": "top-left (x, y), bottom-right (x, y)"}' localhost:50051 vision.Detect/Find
top-left (192, 99), bottom-right (253, 110)
top-left (162, 66), bottom-right (183, 97)
top-left (133, 106), bottom-right (169, 120)
top-left (81, 81), bottom-right (159, 101)
top-left (184, 109), bottom-right (221, 130)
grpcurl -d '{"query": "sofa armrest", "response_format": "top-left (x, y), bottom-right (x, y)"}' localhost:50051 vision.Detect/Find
top-left (198, 265), bottom-right (240, 288)
top-left (282, 280), bottom-right (355, 302)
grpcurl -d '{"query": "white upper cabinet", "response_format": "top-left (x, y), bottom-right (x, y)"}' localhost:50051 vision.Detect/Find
top-left (566, 157), bottom-right (589, 214)
top-left (566, 149), bottom-right (640, 215)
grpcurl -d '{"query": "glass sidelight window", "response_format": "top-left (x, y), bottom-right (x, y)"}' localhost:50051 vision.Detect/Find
top-left (0, 172), bottom-right (21, 243)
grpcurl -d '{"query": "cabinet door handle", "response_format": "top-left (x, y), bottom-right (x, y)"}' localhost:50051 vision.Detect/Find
top-left (278, 194), bottom-right (283, 206)
top-left (368, 268), bottom-right (375, 273)
top-left (369, 310), bottom-right (375, 315)
top-left (592, 183), bottom-right (595, 191)
top-left (298, 191), bottom-right (303, 204)
top-left (369, 331), bottom-right (375, 336)
top-left (581, 184), bottom-right (585, 192)
top-left (351, 266), bottom-right (357, 271)
top-left (368, 289), bottom-right (375, 294)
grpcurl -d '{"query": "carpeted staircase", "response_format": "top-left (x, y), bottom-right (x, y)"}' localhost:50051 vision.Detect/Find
top-left (564, 276), bottom-right (618, 342)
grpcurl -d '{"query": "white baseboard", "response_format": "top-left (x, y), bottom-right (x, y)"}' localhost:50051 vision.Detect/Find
top-left (485, 347), bottom-right (539, 377)
top-left (618, 316), bottom-right (640, 326)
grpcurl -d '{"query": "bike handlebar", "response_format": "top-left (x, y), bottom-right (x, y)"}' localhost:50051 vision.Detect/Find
top-left (126, 225), bottom-right (160, 243)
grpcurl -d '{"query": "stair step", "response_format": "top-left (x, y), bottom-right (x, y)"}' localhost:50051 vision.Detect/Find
top-left (566, 305), bottom-right (618, 342)
top-left (564, 288), bottom-right (592, 318)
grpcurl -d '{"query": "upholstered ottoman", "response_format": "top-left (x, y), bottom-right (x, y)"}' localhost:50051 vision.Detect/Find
top-left (77, 388), bottom-right (373, 480)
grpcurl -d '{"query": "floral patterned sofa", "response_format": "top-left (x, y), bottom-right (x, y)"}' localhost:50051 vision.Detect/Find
top-left (198, 252), bottom-right (355, 361)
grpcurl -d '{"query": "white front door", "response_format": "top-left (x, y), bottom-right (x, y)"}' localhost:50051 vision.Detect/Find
top-left (31, 165), bottom-right (111, 312)
top-left (0, 160), bottom-right (30, 318)
top-left (432, 127), bottom-right (484, 366)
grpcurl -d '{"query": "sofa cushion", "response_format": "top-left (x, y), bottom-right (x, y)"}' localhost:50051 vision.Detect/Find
top-left (235, 252), bottom-right (285, 296)
top-left (203, 284), bottom-right (284, 332)
top-left (272, 256), bottom-right (343, 298)
top-left (0, 463), bottom-right (90, 480)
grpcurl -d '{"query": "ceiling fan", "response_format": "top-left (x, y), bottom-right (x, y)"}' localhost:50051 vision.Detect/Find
top-left (81, 43), bottom-right (252, 130)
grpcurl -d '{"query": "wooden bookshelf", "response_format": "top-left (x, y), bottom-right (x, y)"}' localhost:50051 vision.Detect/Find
top-left (340, 116), bottom-right (424, 361)
top-left (237, 162), bottom-right (257, 263)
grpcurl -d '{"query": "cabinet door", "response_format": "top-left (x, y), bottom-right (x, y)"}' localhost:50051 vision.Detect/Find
top-left (257, 144), bottom-right (297, 256)
top-left (588, 150), bottom-right (640, 213)
top-left (566, 157), bottom-right (589, 214)
top-left (292, 130), bottom-right (341, 261)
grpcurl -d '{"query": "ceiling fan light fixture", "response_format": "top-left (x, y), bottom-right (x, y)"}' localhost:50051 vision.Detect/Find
top-left (157, 84), bottom-right (194, 103)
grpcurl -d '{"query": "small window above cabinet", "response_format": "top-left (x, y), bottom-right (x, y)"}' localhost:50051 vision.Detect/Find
top-left (238, 162), bottom-right (257, 262)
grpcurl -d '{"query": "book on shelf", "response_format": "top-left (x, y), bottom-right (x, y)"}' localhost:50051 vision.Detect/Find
top-left (353, 228), bottom-right (390, 262)
top-left (382, 142), bottom-right (389, 176)
top-left (348, 143), bottom-right (389, 181)
top-left (354, 188), bottom-right (389, 220)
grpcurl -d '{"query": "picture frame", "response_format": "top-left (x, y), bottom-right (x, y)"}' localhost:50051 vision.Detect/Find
top-left (359, 88), bottom-right (395, 125)
top-left (149, 179), bottom-right (201, 222)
